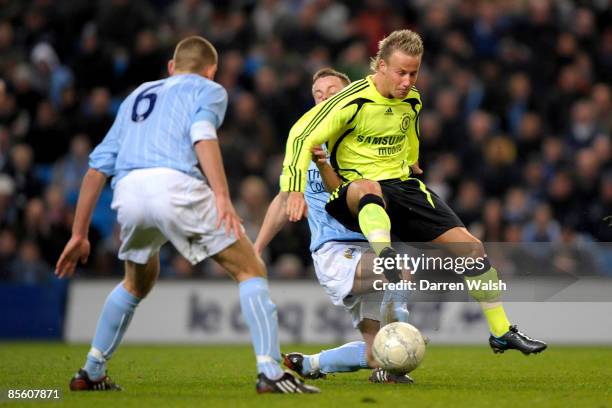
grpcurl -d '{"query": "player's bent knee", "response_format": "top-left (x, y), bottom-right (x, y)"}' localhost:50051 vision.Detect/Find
top-left (467, 238), bottom-right (485, 259)
top-left (442, 227), bottom-right (485, 259)
top-left (123, 280), bottom-right (154, 299)
top-left (350, 179), bottom-right (383, 197)
top-left (348, 180), bottom-right (384, 215)
top-left (241, 256), bottom-right (266, 280)
top-left (124, 259), bottom-right (159, 298)
top-left (214, 236), bottom-right (268, 281)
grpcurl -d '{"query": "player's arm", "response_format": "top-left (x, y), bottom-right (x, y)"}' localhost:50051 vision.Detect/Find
top-left (55, 168), bottom-right (107, 278)
top-left (280, 106), bottom-right (344, 193)
top-left (312, 145), bottom-right (342, 192)
top-left (191, 83), bottom-right (242, 239)
top-left (281, 102), bottom-right (355, 221)
top-left (56, 102), bottom-right (126, 278)
top-left (194, 139), bottom-right (242, 239)
top-left (253, 192), bottom-right (289, 256)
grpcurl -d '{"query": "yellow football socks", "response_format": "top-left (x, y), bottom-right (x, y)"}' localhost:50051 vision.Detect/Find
top-left (358, 203), bottom-right (391, 256)
top-left (481, 303), bottom-right (511, 337)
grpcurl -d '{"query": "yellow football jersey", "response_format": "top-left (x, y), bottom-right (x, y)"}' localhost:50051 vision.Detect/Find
top-left (280, 76), bottom-right (422, 192)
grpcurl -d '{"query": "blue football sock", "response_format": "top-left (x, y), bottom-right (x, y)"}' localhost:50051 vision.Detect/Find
top-left (314, 341), bottom-right (369, 374)
top-left (239, 277), bottom-right (283, 379)
top-left (83, 283), bottom-right (140, 380)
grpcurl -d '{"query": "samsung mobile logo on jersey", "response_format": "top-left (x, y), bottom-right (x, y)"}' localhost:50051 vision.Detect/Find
top-left (356, 135), bottom-right (404, 145)
top-left (377, 145), bottom-right (403, 156)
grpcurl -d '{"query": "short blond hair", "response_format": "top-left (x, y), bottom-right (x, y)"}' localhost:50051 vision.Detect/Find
top-left (312, 67), bottom-right (350, 86)
top-left (370, 30), bottom-right (424, 72)
top-left (173, 36), bottom-right (218, 73)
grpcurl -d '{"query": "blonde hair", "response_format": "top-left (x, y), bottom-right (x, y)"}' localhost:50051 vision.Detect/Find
top-left (173, 36), bottom-right (218, 73)
top-left (312, 67), bottom-right (350, 86)
top-left (370, 29), bottom-right (424, 72)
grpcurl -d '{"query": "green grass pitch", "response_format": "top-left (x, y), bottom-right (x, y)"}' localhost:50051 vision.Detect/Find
top-left (1, 343), bottom-right (611, 407)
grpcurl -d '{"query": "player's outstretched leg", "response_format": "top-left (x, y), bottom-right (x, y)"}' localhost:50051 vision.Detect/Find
top-left (283, 352), bottom-right (326, 379)
top-left (464, 262), bottom-right (547, 354)
top-left (284, 311), bottom-right (377, 379)
top-left (284, 347), bottom-right (413, 384)
top-left (213, 236), bottom-right (319, 394)
top-left (285, 317), bottom-right (413, 384)
top-left (70, 256), bottom-right (159, 391)
top-left (434, 227), bottom-right (547, 355)
top-left (284, 341), bottom-right (368, 379)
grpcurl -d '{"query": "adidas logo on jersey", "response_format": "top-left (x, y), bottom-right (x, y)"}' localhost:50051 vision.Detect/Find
top-left (384, 107), bottom-right (393, 115)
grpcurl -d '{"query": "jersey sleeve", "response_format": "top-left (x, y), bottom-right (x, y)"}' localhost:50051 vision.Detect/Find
top-left (89, 101), bottom-right (127, 177)
top-left (279, 101), bottom-right (355, 192)
top-left (190, 82), bottom-right (228, 144)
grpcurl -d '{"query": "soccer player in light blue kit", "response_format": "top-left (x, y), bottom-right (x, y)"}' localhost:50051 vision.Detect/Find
top-left (255, 68), bottom-right (416, 384)
top-left (55, 36), bottom-right (318, 394)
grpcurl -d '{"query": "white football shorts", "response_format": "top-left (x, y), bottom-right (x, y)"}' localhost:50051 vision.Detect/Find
top-left (312, 241), bottom-right (382, 328)
top-left (111, 167), bottom-right (237, 265)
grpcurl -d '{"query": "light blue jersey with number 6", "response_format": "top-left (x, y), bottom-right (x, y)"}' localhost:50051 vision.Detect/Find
top-left (89, 73), bottom-right (228, 187)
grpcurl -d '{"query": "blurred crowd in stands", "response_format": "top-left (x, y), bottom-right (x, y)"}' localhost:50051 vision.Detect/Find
top-left (0, 0), bottom-right (610, 282)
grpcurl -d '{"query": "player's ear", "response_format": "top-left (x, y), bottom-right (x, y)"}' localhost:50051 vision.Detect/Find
top-left (168, 59), bottom-right (175, 75)
top-left (379, 59), bottom-right (387, 74)
top-left (203, 64), bottom-right (218, 80)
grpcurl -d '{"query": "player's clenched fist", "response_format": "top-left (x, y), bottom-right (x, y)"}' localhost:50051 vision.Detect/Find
top-left (311, 145), bottom-right (327, 165)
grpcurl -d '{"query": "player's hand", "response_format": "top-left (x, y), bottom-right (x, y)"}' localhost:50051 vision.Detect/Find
top-left (286, 191), bottom-right (307, 222)
top-left (311, 145), bottom-right (327, 166)
top-left (215, 195), bottom-right (244, 239)
top-left (55, 236), bottom-right (90, 279)
top-left (410, 161), bottom-right (423, 175)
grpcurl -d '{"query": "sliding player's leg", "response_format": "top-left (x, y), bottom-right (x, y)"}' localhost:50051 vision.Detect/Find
top-left (284, 247), bottom-right (412, 383)
top-left (433, 226), bottom-right (547, 354)
top-left (286, 294), bottom-right (378, 379)
top-left (285, 245), bottom-right (371, 378)
top-left (70, 255), bottom-right (160, 391)
top-left (212, 235), bottom-right (319, 394)
top-left (285, 302), bottom-right (412, 384)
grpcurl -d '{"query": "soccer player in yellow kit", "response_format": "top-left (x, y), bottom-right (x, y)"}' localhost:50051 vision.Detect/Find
top-left (280, 30), bottom-right (546, 355)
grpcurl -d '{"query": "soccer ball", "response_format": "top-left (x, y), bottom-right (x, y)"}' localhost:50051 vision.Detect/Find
top-left (372, 322), bottom-right (426, 375)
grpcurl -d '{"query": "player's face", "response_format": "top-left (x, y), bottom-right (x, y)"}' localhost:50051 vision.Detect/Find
top-left (312, 76), bottom-right (346, 105)
top-left (380, 51), bottom-right (421, 99)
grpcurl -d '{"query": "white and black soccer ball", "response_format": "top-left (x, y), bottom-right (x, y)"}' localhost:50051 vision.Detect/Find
top-left (372, 322), bottom-right (426, 375)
